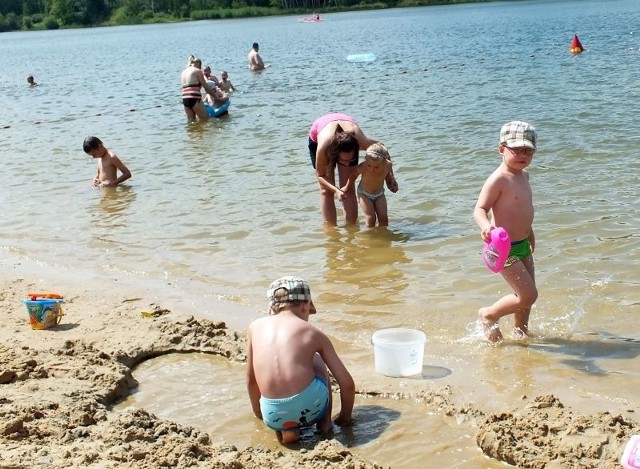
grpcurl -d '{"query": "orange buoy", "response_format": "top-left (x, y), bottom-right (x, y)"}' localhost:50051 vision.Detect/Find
top-left (570, 34), bottom-right (584, 54)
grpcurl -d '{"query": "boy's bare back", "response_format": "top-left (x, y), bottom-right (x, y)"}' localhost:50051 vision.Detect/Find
top-left (248, 312), bottom-right (329, 398)
top-left (246, 276), bottom-right (355, 433)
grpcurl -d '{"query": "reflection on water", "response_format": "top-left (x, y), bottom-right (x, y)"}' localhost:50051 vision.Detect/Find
top-left (97, 186), bottom-right (137, 218)
top-left (337, 404), bottom-right (400, 447)
top-left (115, 354), bottom-right (251, 446)
top-left (85, 186), bottom-right (140, 278)
top-left (321, 226), bottom-right (411, 308)
top-left (89, 186), bottom-right (138, 253)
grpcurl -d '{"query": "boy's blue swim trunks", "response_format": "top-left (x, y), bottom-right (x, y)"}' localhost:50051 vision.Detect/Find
top-left (260, 376), bottom-right (329, 431)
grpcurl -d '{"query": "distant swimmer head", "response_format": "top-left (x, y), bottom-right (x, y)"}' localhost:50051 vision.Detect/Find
top-left (499, 121), bottom-right (537, 150)
top-left (27, 75), bottom-right (36, 86)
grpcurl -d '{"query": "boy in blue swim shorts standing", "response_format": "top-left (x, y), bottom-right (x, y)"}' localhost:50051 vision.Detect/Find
top-left (246, 276), bottom-right (355, 444)
top-left (473, 121), bottom-right (539, 343)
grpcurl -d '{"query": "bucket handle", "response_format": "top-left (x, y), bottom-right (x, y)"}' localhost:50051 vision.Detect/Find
top-left (25, 298), bottom-right (65, 304)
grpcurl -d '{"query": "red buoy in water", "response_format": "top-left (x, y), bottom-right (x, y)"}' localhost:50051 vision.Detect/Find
top-left (570, 34), bottom-right (584, 54)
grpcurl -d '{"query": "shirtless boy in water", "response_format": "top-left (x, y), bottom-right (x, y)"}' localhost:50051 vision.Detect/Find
top-left (246, 276), bottom-right (355, 444)
top-left (83, 136), bottom-right (132, 188)
top-left (218, 71), bottom-right (235, 92)
top-left (473, 121), bottom-right (538, 343)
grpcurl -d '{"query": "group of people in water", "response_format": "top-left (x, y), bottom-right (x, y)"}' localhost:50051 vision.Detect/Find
top-left (308, 113), bottom-right (398, 228)
top-left (25, 35), bottom-right (539, 450)
top-left (172, 42), bottom-right (540, 444)
top-left (247, 119), bottom-right (540, 445)
top-left (179, 43), bottom-right (270, 123)
top-left (180, 54), bottom-right (235, 123)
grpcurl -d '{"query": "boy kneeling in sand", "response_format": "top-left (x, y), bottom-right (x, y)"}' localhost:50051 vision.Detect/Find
top-left (246, 276), bottom-right (355, 444)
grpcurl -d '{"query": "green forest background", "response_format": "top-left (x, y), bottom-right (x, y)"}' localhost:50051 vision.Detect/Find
top-left (0, 0), bottom-right (487, 32)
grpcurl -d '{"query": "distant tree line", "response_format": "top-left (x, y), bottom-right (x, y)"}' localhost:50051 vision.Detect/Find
top-left (0, 0), bottom-right (486, 32)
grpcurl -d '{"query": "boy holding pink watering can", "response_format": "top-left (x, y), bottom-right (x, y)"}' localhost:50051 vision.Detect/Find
top-left (473, 121), bottom-right (538, 343)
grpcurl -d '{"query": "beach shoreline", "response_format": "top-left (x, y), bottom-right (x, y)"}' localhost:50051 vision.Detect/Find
top-left (1, 257), bottom-right (637, 468)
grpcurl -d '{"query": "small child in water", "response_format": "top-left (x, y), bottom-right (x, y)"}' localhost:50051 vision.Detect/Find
top-left (246, 276), bottom-right (355, 444)
top-left (473, 121), bottom-right (538, 343)
top-left (203, 81), bottom-right (229, 109)
top-left (355, 143), bottom-right (395, 228)
top-left (27, 75), bottom-right (38, 87)
top-left (218, 71), bottom-right (235, 92)
top-left (83, 136), bottom-right (132, 188)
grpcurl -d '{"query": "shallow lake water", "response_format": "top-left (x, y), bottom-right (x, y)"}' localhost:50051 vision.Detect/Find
top-left (2, 0), bottom-right (640, 466)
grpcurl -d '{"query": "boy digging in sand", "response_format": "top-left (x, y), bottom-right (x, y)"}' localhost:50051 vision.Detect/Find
top-left (473, 121), bottom-right (538, 343)
top-left (246, 276), bottom-right (355, 444)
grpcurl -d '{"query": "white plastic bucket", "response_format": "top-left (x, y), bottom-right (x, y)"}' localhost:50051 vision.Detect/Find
top-left (372, 328), bottom-right (426, 377)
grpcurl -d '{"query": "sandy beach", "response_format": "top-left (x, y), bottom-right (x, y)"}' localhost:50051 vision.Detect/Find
top-left (1, 262), bottom-right (637, 469)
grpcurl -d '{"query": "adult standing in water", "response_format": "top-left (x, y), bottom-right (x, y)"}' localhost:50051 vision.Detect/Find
top-left (247, 43), bottom-right (265, 71)
top-left (180, 55), bottom-right (218, 123)
top-left (308, 113), bottom-right (398, 226)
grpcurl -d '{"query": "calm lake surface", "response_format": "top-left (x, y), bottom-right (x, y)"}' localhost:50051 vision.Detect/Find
top-left (2, 0), bottom-right (640, 466)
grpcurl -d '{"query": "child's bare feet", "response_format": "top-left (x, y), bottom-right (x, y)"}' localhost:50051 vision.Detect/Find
top-left (277, 429), bottom-right (300, 444)
top-left (479, 308), bottom-right (503, 343)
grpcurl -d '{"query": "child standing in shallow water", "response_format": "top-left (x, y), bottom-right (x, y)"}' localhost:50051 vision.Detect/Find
top-left (473, 121), bottom-right (538, 343)
top-left (83, 136), bottom-right (132, 188)
top-left (219, 71), bottom-right (235, 92)
top-left (355, 143), bottom-right (395, 228)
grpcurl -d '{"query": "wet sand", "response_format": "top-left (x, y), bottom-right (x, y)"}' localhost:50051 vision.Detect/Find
top-left (1, 268), bottom-right (637, 468)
